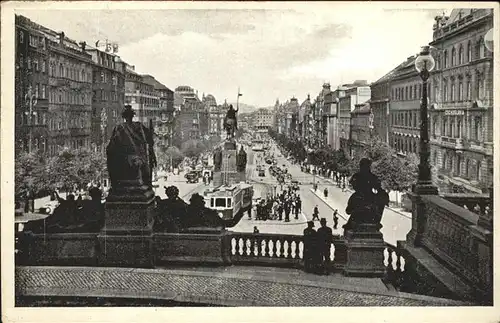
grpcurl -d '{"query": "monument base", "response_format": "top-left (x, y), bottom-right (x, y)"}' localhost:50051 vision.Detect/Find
top-left (343, 224), bottom-right (386, 277)
top-left (98, 192), bottom-right (155, 267)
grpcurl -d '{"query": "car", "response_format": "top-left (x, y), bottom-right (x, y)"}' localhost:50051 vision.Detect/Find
top-left (39, 200), bottom-right (60, 215)
top-left (185, 171), bottom-right (199, 183)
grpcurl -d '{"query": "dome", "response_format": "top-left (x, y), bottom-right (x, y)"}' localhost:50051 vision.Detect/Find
top-left (203, 94), bottom-right (217, 106)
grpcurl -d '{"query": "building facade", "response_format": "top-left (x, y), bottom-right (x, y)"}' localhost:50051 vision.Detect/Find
top-left (429, 8), bottom-right (494, 193)
top-left (15, 15), bottom-right (50, 156)
top-left (338, 82), bottom-right (371, 156)
top-left (389, 55), bottom-right (423, 157)
top-left (350, 103), bottom-right (372, 156)
top-left (254, 107), bottom-right (275, 131)
top-left (87, 48), bottom-right (125, 151)
top-left (370, 68), bottom-right (394, 145)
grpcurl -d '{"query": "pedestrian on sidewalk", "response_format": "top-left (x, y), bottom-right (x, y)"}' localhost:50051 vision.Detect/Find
top-left (312, 205), bottom-right (320, 221)
top-left (323, 187), bottom-right (328, 198)
top-left (284, 201), bottom-right (291, 222)
top-left (333, 209), bottom-right (339, 229)
top-left (317, 218), bottom-right (333, 275)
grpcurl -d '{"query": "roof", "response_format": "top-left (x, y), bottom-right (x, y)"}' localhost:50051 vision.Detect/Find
top-left (372, 55), bottom-right (417, 85)
top-left (141, 75), bottom-right (170, 91)
top-left (447, 9), bottom-right (473, 25)
top-left (351, 102), bottom-right (371, 114)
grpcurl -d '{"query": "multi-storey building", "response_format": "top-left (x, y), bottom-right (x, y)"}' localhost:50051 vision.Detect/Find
top-left (142, 75), bottom-right (174, 148)
top-left (254, 107), bottom-right (275, 132)
top-left (124, 65), bottom-right (160, 125)
top-left (369, 67), bottom-right (395, 145)
top-left (314, 83), bottom-right (332, 147)
top-left (298, 95), bottom-right (311, 141)
top-left (389, 55), bottom-right (424, 156)
top-left (87, 47), bottom-right (125, 150)
top-left (338, 81), bottom-right (371, 156)
top-left (325, 88), bottom-right (345, 150)
top-left (428, 8), bottom-right (494, 193)
top-left (15, 15), bottom-right (50, 156)
top-left (350, 102), bottom-right (373, 156)
top-left (204, 94), bottom-right (224, 139)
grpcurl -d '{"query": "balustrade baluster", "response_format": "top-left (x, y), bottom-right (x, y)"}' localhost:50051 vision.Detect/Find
top-left (271, 239), bottom-right (277, 258)
top-left (231, 238), bottom-right (236, 256)
top-left (264, 238), bottom-right (270, 257)
top-left (238, 238), bottom-right (244, 256)
top-left (387, 247), bottom-right (393, 269)
top-left (287, 239), bottom-right (293, 259)
top-left (279, 239), bottom-right (285, 258)
top-left (242, 237), bottom-right (248, 257)
top-left (257, 237), bottom-right (263, 257)
top-left (294, 240), bottom-right (302, 259)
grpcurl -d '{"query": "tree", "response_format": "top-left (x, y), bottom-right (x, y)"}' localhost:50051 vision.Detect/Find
top-left (15, 150), bottom-right (48, 198)
top-left (181, 139), bottom-right (207, 158)
top-left (158, 146), bottom-right (184, 168)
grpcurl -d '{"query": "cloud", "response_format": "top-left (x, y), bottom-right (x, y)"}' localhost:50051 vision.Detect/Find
top-left (16, 6), bottom-right (442, 107)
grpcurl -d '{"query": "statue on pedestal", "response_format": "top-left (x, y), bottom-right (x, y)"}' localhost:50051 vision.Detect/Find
top-left (213, 147), bottom-right (223, 172)
top-left (343, 158), bottom-right (389, 233)
top-left (223, 104), bottom-right (238, 139)
top-left (106, 105), bottom-right (157, 191)
top-left (236, 146), bottom-right (247, 172)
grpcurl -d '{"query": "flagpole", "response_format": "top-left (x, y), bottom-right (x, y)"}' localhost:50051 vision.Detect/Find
top-left (237, 87), bottom-right (240, 111)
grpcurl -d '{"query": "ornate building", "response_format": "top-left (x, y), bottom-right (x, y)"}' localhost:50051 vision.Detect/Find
top-left (429, 9), bottom-right (494, 193)
top-left (87, 47), bottom-right (125, 151)
top-left (16, 16), bottom-right (97, 156)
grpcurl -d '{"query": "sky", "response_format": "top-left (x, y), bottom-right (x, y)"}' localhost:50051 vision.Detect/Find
top-left (16, 4), bottom-right (451, 108)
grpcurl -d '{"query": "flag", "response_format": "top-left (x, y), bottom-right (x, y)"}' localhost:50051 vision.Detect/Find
top-left (238, 93), bottom-right (243, 97)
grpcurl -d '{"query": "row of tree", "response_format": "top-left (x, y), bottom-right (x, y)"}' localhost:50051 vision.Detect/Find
top-left (268, 129), bottom-right (420, 194)
top-left (15, 148), bottom-right (107, 198)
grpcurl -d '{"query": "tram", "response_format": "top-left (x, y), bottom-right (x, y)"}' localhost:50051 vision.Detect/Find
top-left (203, 182), bottom-right (253, 226)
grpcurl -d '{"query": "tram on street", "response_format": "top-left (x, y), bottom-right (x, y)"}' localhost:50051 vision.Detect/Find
top-left (203, 182), bottom-right (253, 225)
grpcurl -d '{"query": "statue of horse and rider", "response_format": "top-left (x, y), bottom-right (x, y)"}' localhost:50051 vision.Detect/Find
top-left (223, 104), bottom-right (238, 139)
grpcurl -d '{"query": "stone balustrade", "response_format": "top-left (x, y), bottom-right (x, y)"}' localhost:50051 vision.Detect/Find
top-left (383, 243), bottom-right (406, 290)
top-left (441, 193), bottom-right (492, 217)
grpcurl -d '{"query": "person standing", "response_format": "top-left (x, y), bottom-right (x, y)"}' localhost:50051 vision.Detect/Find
top-left (303, 221), bottom-right (317, 273)
top-left (284, 200), bottom-right (291, 222)
top-left (333, 209), bottom-right (339, 230)
top-left (312, 205), bottom-right (320, 221)
top-left (317, 218), bottom-right (333, 275)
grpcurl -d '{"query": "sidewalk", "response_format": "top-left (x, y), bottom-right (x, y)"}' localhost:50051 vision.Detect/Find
top-left (314, 174), bottom-right (412, 219)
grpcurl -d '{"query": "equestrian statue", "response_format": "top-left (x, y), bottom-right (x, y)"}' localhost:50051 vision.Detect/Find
top-left (223, 104), bottom-right (238, 139)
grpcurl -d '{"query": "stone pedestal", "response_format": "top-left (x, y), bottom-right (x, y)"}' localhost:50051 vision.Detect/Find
top-left (98, 188), bottom-right (155, 268)
top-left (213, 140), bottom-right (244, 187)
top-left (343, 223), bottom-right (386, 277)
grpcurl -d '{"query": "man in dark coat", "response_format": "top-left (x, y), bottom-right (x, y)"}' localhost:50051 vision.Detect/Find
top-left (303, 221), bottom-right (318, 273)
top-left (317, 218), bottom-right (333, 274)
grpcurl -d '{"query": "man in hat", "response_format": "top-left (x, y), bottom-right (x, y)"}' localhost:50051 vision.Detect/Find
top-left (106, 105), bottom-right (157, 190)
top-left (317, 218), bottom-right (333, 274)
top-left (303, 221), bottom-right (317, 273)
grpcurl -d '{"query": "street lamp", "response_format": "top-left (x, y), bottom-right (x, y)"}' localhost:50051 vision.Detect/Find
top-left (24, 85), bottom-right (37, 154)
top-left (413, 45), bottom-right (438, 195)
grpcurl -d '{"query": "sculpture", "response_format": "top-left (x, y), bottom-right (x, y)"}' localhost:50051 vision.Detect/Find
top-left (185, 193), bottom-right (226, 229)
top-left (236, 146), bottom-right (247, 172)
top-left (213, 147), bottom-right (223, 172)
top-left (343, 158), bottom-right (389, 232)
top-left (106, 105), bottom-right (157, 190)
top-left (223, 104), bottom-right (238, 139)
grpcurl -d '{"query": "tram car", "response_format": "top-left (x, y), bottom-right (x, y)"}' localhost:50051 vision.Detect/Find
top-left (203, 183), bottom-right (253, 226)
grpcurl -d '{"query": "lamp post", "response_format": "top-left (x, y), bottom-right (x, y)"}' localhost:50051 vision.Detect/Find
top-left (413, 46), bottom-right (438, 195)
top-left (24, 85), bottom-right (38, 154)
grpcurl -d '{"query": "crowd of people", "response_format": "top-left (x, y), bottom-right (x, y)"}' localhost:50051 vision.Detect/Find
top-left (252, 184), bottom-right (302, 222)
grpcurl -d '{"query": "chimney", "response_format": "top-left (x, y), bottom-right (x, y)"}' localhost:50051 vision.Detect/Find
top-left (59, 32), bottom-right (65, 45)
top-left (307, 94), bottom-right (310, 100)
top-left (79, 41), bottom-right (86, 51)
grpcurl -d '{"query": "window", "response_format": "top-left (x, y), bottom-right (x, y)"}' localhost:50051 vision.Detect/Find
top-left (466, 77), bottom-right (471, 100)
top-left (19, 30), bottom-right (24, 43)
top-left (27, 57), bottom-right (31, 69)
top-left (444, 50), bottom-right (448, 67)
top-left (41, 85), bottom-right (46, 99)
top-left (457, 119), bottom-right (462, 138)
top-left (479, 37), bottom-right (485, 59)
top-left (35, 84), bottom-right (39, 98)
top-left (41, 60), bottom-right (46, 73)
top-left (458, 80), bottom-right (463, 101)
top-left (59, 63), bottom-right (64, 77)
top-left (451, 47), bottom-right (456, 66)
top-left (443, 80), bottom-right (448, 101)
top-left (19, 54), bottom-right (24, 68)
top-left (413, 85), bottom-right (417, 99)
top-left (442, 118), bottom-right (447, 136)
top-left (467, 41), bottom-right (472, 62)
top-left (449, 118), bottom-right (454, 137)
top-left (34, 58), bottom-right (39, 71)
top-left (451, 80), bottom-right (456, 101)
top-left (458, 45), bottom-right (464, 64)
top-left (474, 117), bottom-right (482, 140)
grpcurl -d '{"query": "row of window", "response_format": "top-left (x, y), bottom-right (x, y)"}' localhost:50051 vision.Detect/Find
top-left (19, 30), bottom-right (46, 50)
top-left (391, 111), bottom-right (420, 128)
top-left (393, 135), bottom-right (419, 155)
top-left (93, 70), bottom-right (120, 86)
top-left (439, 152), bottom-right (482, 181)
top-left (432, 115), bottom-right (482, 141)
top-left (49, 89), bottom-right (91, 106)
top-left (438, 37), bottom-right (487, 70)
top-left (18, 137), bottom-right (92, 156)
top-left (439, 74), bottom-right (487, 102)
top-left (19, 55), bottom-right (46, 73)
top-left (92, 90), bottom-right (120, 103)
top-left (392, 83), bottom-right (429, 101)
top-left (125, 96), bottom-right (160, 106)
top-left (49, 60), bottom-right (92, 82)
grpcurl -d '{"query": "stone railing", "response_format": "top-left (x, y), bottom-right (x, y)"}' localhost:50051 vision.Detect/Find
top-left (420, 196), bottom-right (482, 288)
top-left (228, 233), bottom-right (348, 270)
top-left (441, 193), bottom-right (492, 216)
top-left (383, 243), bottom-right (406, 290)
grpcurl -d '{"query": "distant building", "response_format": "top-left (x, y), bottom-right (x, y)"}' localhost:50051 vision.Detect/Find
top-left (337, 81), bottom-right (371, 156)
top-left (350, 102), bottom-right (372, 156)
top-left (124, 65), bottom-right (159, 126)
top-left (254, 107), bottom-right (275, 131)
